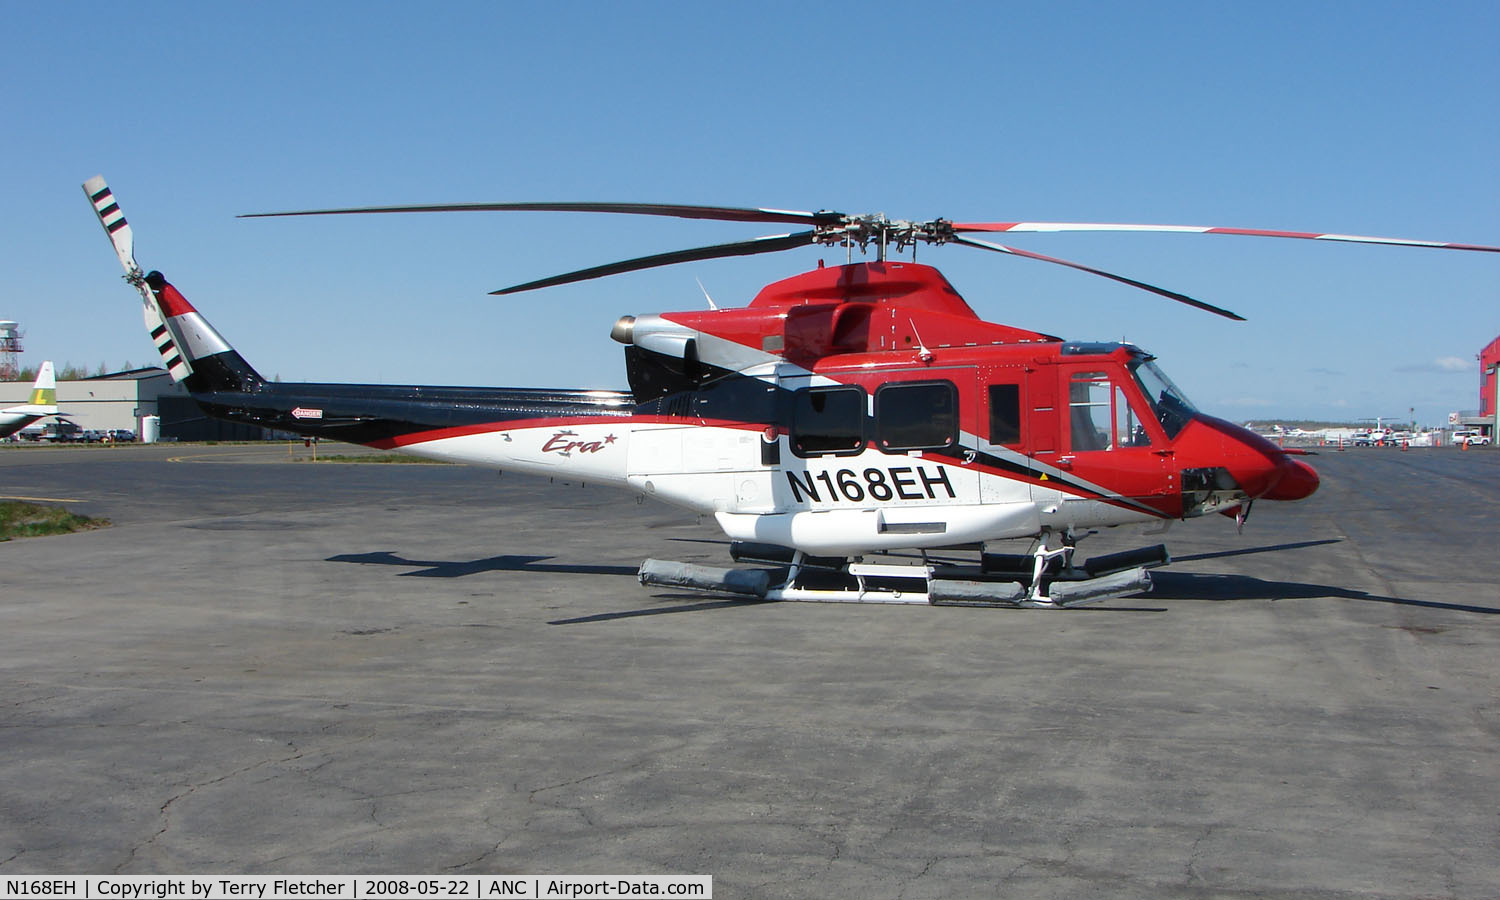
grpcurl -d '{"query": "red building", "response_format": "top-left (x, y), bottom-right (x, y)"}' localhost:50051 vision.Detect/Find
top-left (1481, 335), bottom-right (1500, 421)
top-left (1457, 335), bottom-right (1500, 439)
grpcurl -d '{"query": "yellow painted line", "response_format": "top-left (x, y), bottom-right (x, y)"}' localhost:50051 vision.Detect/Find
top-left (166, 453), bottom-right (245, 462)
top-left (167, 453), bottom-right (258, 463)
top-left (166, 448), bottom-right (326, 464)
top-left (0, 494), bottom-right (86, 503)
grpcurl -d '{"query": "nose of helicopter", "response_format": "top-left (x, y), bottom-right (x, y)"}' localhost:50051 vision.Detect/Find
top-left (1183, 415), bottom-right (1320, 502)
top-left (1225, 439), bottom-right (1320, 501)
top-left (1263, 455), bottom-right (1319, 501)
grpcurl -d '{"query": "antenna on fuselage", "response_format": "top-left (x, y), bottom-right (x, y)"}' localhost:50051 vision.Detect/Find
top-left (909, 317), bottom-right (935, 364)
top-left (695, 277), bottom-right (718, 310)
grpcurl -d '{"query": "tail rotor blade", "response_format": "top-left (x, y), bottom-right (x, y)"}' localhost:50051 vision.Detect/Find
top-left (492, 231), bottom-right (820, 295)
top-left (951, 235), bottom-right (1246, 321)
top-left (83, 175), bottom-right (140, 275)
top-left (81, 176), bottom-right (196, 382)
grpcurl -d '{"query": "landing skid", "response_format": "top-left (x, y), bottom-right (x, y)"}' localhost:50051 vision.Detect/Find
top-left (638, 539), bottom-right (1169, 609)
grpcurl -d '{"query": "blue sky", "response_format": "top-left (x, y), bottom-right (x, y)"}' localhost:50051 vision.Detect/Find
top-left (5, 1), bottom-right (1496, 425)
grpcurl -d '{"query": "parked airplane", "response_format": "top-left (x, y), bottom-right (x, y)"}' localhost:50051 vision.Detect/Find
top-left (0, 362), bottom-right (62, 439)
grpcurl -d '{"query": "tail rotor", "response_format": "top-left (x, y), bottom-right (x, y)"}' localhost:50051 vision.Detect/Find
top-left (83, 176), bottom-right (195, 383)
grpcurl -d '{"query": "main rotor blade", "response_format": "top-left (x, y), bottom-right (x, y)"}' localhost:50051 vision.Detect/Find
top-left (243, 201), bottom-right (842, 227)
top-left (950, 221), bottom-right (1500, 253)
top-left (491, 230), bottom-right (820, 295)
top-left (951, 235), bottom-right (1246, 321)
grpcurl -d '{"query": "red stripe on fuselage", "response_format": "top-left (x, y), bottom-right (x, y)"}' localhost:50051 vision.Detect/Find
top-left (364, 415), bottom-right (766, 450)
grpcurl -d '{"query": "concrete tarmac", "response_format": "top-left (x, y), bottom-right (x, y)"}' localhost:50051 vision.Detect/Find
top-left (1, 442), bottom-right (1497, 898)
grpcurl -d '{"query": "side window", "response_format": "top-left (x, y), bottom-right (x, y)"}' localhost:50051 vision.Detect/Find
top-left (1069, 373), bottom-right (1112, 451)
top-left (694, 375), bottom-right (776, 423)
top-left (1114, 385), bottom-right (1152, 447)
top-left (876, 381), bottom-right (957, 452)
top-left (791, 386), bottom-right (865, 456)
top-left (988, 383), bottom-right (1022, 446)
top-left (1069, 373), bottom-right (1154, 450)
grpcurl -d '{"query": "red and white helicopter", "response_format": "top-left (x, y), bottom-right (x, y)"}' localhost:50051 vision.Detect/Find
top-left (84, 177), bottom-right (1497, 607)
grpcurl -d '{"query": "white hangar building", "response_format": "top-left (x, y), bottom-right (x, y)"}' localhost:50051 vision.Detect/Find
top-left (0, 367), bottom-right (181, 433)
top-left (1, 367), bottom-right (274, 440)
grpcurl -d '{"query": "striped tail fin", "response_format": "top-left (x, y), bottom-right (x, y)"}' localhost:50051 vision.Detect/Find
top-left (83, 176), bottom-right (262, 393)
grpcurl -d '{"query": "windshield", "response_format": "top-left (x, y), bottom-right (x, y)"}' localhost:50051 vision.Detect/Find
top-left (1129, 357), bottom-right (1197, 439)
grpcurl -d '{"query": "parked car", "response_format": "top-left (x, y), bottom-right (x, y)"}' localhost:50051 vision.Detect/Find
top-left (42, 422), bottom-right (82, 442)
top-left (1453, 430), bottom-right (1491, 446)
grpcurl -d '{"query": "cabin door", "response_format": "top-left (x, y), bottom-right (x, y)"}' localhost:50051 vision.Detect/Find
top-left (978, 362), bottom-right (1036, 504)
top-left (1051, 365), bottom-right (1175, 516)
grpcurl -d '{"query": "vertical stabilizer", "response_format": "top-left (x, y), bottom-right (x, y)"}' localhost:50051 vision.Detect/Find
top-left (28, 361), bottom-right (57, 410)
top-left (0, 360), bottom-right (61, 438)
top-left (83, 176), bottom-right (263, 393)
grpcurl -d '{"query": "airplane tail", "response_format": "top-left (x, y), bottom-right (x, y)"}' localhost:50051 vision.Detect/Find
top-left (83, 176), bottom-right (264, 394)
top-left (27, 361), bottom-right (57, 412)
top-left (0, 360), bottom-right (60, 439)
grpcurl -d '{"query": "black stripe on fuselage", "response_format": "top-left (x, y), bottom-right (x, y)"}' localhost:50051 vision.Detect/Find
top-left (191, 382), bottom-right (636, 444)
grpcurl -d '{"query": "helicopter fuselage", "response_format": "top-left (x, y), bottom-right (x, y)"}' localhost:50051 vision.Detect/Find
top-left (165, 261), bottom-right (1317, 556)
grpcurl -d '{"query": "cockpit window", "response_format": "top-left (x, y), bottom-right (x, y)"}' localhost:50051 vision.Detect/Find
top-left (1129, 357), bottom-right (1197, 439)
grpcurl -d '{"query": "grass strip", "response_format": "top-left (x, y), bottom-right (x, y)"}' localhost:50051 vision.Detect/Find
top-left (0, 500), bottom-right (110, 541)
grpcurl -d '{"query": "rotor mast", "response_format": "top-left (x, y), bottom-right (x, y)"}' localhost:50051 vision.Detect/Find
top-left (827, 214), bottom-right (954, 264)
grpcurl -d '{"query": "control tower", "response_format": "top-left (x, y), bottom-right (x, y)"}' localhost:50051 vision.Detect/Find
top-left (0, 320), bottom-right (21, 381)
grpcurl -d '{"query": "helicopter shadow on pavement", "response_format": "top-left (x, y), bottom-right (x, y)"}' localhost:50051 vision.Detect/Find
top-left (325, 550), bottom-right (639, 579)
top-left (322, 550), bottom-right (768, 624)
top-left (323, 540), bottom-right (1498, 619)
top-left (1148, 572), bottom-right (1498, 614)
top-left (1168, 538), bottom-right (1341, 564)
top-left (548, 595), bottom-right (777, 625)
top-left (1154, 537), bottom-right (1500, 613)
top-left (550, 589), bottom-right (1175, 624)
top-left (1150, 536), bottom-right (1499, 614)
